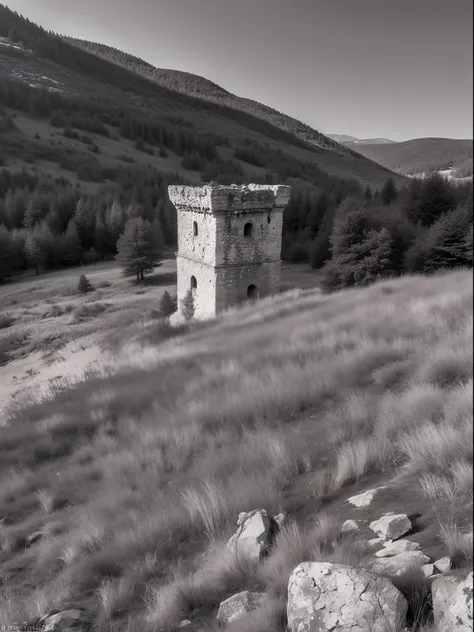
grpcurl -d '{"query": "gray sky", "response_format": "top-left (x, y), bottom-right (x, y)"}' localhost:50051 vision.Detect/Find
top-left (5, 0), bottom-right (473, 141)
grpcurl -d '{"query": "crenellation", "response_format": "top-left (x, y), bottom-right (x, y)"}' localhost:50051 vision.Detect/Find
top-left (168, 183), bottom-right (291, 318)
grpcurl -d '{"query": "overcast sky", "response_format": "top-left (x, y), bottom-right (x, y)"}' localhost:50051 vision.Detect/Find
top-left (5, 0), bottom-right (473, 141)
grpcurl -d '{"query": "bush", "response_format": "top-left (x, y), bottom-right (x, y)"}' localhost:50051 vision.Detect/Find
top-left (180, 289), bottom-right (195, 321)
top-left (0, 313), bottom-right (15, 329)
top-left (77, 274), bottom-right (94, 294)
top-left (158, 291), bottom-right (178, 318)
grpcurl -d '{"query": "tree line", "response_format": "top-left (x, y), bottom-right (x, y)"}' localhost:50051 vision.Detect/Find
top-left (317, 173), bottom-right (473, 292)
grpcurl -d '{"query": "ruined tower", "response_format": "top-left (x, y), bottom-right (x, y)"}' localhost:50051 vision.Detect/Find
top-left (167, 183), bottom-right (292, 318)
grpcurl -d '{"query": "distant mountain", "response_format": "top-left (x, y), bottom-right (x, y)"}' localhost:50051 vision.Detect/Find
top-left (327, 134), bottom-right (397, 145)
top-left (344, 137), bottom-right (473, 178)
top-left (326, 134), bottom-right (359, 144)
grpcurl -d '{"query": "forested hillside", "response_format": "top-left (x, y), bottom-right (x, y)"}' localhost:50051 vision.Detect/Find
top-left (66, 38), bottom-right (350, 152)
top-left (0, 4), bottom-right (471, 291)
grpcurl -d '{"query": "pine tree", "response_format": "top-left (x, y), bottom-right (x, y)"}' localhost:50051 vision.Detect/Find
top-left (77, 274), bottom-right (94, 294)
top-left (380, 178), bottom-right (398, 206)
top-left (24, 233), bottom-right (44, 275)
top-left (408, 173), bottom-right (455, 226)
top-left (116, 217), bottom-right (163, 282)
top-left (406, 201), bottom-right (473, 272)
top-left (321, 199), bottom-right (394, 291)
top-left (180, 289), bottom-right (195, 321)
top-left (62, 219), bottom-right (83, 266)
top-left (0, 225), bottom-right (14, 284)
top-left (158, 290), bottom-right (178, 317)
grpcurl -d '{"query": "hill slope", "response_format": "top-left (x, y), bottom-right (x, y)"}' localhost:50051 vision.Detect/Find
top-left (66, 38), bottom-right (351, 153)
top-left (0, 7), bottom-right (402, 187)
top-left (344, 137), bottom-right (473, 177)
top-left (0, 268), bottom-right (472, 630)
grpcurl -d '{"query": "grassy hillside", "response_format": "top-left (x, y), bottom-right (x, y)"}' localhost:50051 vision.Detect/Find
top-left (0, 267), bottom-right (472, 631)
top-left (344, 137), bottom-right (473, 177)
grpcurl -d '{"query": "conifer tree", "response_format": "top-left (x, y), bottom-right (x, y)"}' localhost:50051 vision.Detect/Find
top-left (62, 219), bottom-right (83, 266)
top-left (380, 177), bottom-right (398, 206)
top-left (180, 288), bottom-right (195, 321)
top-left (158, 290), bottom-right (178, 317)
top-left (116, 217), bottom-right (163, 282)
top-left (77, 274), bottom-right (94, 294)
top-left (24, 233), bottom-right (44, 275)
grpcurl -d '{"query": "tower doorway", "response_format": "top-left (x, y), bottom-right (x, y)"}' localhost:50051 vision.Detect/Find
top-left (247, 284), bottom-right (259, 299)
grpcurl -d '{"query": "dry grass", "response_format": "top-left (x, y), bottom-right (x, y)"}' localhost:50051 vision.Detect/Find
top-left (0, 268), bottom-right (472, 631)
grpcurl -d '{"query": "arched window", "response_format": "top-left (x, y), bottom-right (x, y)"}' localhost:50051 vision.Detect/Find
top-left (247, 284), bottom-right (259, 299)
top-left (193, 221), bottom-right (198, 237)
top-left (244, 222), bottom-right (253, 237)
top-left (190, 276), bottom-right (197, 290)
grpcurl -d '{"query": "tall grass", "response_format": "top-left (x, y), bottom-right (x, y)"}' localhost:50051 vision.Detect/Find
top-left (0, 268), bottom-right (472, 631)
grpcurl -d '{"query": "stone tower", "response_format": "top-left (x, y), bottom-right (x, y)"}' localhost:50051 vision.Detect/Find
top-left (168, 183), bottom-right (291, 318)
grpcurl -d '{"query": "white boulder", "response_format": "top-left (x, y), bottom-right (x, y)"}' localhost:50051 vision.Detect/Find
top-left (227, 509), bottom-right (272, 561)
top-left (370, 514), bottom-right (411, 541)
top-left (421, 564), bottom-right (435, 578)
top-left (371, 551), bottom-right (431, 577)
top-left (434, 556), bottom-right (452, 573)
top-left (432, 572), bottom-right (473, 632)
top-left (216, 591), bottom-right (264, 624)
top-left (347, 487), bottom-right (386, 507)
top-left (287, 562), bottom-right (408, 632)
top-left (375, 539), bottom-right (420, 558)
top-left (342, 519), bottom-right (359, 534)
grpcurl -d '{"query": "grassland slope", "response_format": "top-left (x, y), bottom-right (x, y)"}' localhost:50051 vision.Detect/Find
top-left (0, 269), bottom-right (472, 631)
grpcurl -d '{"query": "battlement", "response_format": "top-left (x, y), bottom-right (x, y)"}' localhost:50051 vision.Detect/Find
top-left (168, 183), bottom-right (292, 213)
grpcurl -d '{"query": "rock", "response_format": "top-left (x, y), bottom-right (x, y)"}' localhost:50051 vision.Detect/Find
top-left (434, 556), bottom-right (452, 573)
top-left (227, 510), bottom-right (273, 561)
top-left (347, 487), bottom-right (386, 507)
top-left (216, 591), bottom-right (264, 624)
top-left (342, 519), bottom-right (359, 534)
top-left (421, 564), bottom-right (435, 578)
top-left (375, 539), bottom-right (420, 557)
top-left (287, 562), bottom-right (408, 632)
top-left (37, 609), bottom-right (90, 631)
top-left (367, 537), bottom-right (384, 547)
top-left (432, 571), bottom-right (473, 632)
top-left (178, 621), bottom-right (192, 629)
top-left (371, 551), bottom-right (431, 577)
top-left (273, 512), bottom-right (286, 529)
top-left (370, 514), bottom-right (411, 541)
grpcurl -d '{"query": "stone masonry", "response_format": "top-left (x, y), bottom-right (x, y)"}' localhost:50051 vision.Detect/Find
top-left (167, 183), bottom-right (292, 318)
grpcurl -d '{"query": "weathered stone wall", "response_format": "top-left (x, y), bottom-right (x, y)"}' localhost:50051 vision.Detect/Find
top-left (168, 183), bottom-right (291, 318)
top-left (215, 261), bottom-right (282, 312)
top-left (177, 255), bottom-right (217, 317)
top-left (214, 209), bottom-right (283, 267)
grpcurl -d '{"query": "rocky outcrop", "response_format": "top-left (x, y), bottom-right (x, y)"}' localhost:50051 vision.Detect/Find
top-left (370, 514), bottom-right (412, 540)
top-left (432, 572), bottom-right (473, 632)
top-left (216, 591), bottom-right (264, 625)
top-left (287, 562), bottom-right (408, 632)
